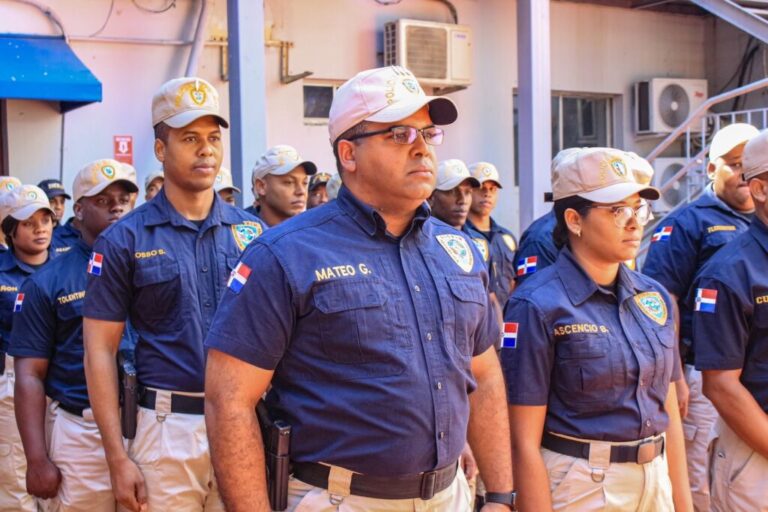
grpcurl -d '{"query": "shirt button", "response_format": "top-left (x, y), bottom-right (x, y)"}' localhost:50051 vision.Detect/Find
top-left (204, 301), bottom-right (212, 308)
top-left (426, 332), bottom-right (433, 341)
top-left (645, 419), bottom-right (652, 427)
top-left (436, 381), bottom-right (442, 390)
top-left (640, 379), bottom-right (645, 387)
top-left (438, 431), bottom-right (445, 440)
top-left (414, 285), bottom-right (421, 292)
top-left (201, 266), bottom-right (209, 273)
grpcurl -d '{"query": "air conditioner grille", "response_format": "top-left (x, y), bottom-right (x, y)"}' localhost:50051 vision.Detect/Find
top-left (405, 26), bottom-right (447, 79)
top-left (384, 22), bottom-right (397, 67)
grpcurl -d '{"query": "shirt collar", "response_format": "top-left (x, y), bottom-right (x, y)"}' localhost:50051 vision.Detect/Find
top-left (701, 185), bottom-right (754, 222)
top-left (556, 247), bottom-right (652, 306)
top-left (336, 185), bottom-right (430, 238)
top-left (0, 250), bottom-right (41, 274)
top-left (145, 187), bottom-right (233, 229)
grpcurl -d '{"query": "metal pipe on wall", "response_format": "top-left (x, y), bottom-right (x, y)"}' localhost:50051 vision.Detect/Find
top-left (186, 0), bottom-right (210, 76)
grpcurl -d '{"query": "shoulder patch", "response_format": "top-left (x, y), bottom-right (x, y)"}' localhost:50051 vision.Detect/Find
top-left (232, 223), bottom-right (263, 251)
top-left (502, 322), bottom-right (518, 348)
top-left (651, 226), bottom-right (673, 242)
top-left (694, 288), bottom-right (717, 313)
top-left (502, 233), bottom-right (517, 252)
top-left (471, 238), bottom-right (489, 262)
top-left (436, 234), bottom-right (474, 273)
top-left (634, 291), bottom-right (668, 326)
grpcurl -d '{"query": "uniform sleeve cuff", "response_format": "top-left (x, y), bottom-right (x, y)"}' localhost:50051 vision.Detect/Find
top-left (205, 333), bottom-right (282, 371)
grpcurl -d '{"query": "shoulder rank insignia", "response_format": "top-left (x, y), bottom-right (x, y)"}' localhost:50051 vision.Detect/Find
top-left (436, 234), bottom-right (474, 273)
top-left (232, 223), bottom-right (263, 251)
top-left (634, 292), bottom-right (668, 326)
top-left (502, 233), bottom-right (517, 252)
top-left (471, 238), bottom-right (489, 262)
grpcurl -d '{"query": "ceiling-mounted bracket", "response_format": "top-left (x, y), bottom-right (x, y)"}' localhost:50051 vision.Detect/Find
top-left (265, 39), bottom-right (313, 84)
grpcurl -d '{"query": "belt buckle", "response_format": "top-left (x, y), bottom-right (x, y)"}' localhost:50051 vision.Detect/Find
top-left (419, 470), bottom-right (437, 501)
top-left (636, 440), bottom-right (657, 464)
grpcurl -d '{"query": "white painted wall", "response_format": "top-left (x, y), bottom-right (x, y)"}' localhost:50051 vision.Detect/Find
top-left (0, 0), bottom-right (712, 231)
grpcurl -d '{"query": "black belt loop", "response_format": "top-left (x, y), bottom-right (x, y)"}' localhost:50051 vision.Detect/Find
top-left (419, 469), bottom-right (437, 500)
top-left (139, 389), bottom-right (205, 415)
top-left (58, 403), bottom-right (84, 417)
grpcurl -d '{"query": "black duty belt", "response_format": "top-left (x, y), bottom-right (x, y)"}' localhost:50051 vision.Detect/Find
top-left (58, 403), bottom-right (85, 417)
top-left (292, 461), bottom-right (457, 500)
top-left (542, 431), bottom-right (664, 465)
top-left (139, 389), bottom-right (205, 415)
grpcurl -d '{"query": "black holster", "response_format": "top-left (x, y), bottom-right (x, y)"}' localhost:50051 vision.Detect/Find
top-left (256, 400), bottom-right (291, 511)
top-left (117, 353), bottom-right (138, 439)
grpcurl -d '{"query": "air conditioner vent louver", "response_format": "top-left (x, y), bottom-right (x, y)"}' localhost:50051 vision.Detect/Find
top-left (405, 26), bottom-right (448, 79)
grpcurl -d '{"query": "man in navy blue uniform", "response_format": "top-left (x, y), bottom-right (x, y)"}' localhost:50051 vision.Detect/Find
top-left (204, 66), bottom-right (515, 512)
top-left (691, 128), bottom-right (768, 511)
top-left (11, 160), bottom-right (138, 510)
top-left (466, 162), bottom-right (517, 303)
top-left (40, 178), bottom-right (80, 257)
top-left (644, 123), bottom-right (758, 511)
top-left (82, 77), bottom-right (266, 512)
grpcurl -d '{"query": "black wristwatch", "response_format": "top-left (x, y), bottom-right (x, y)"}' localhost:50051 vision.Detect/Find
top-left (485, 491), bottom-right (517, 511)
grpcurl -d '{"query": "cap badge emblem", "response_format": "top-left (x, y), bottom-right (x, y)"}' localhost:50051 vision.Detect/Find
top-left (101, 165), bottom-right (116, 180)
top-left (436, 234), bottom-right (474, 273)
top-left (402, 78), bottom-right (419, 94)
top-left (609, 158), bottom-right (628, 178)
top-left (26, 191), bottom-right (37, 200)
top-left (482, 167), bottom-right (492, 177)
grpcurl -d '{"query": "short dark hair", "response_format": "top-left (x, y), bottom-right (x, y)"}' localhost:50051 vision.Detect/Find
top-left (332, 121), bottom-right (370, 175)
top-left (154, 121), bottom-right (171, 144)
top-left (552, 195), bottom-right (594, 249)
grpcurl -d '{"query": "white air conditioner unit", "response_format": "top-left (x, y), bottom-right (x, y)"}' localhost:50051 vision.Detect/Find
top-left (652, 158), bottom-right (695, 213)
top-left (383, 19), bottom-right (472, 88)
top-left (635, 78), bottom-right (708, 134)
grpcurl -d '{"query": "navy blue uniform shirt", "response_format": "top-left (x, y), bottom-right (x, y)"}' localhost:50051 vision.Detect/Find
top-left (462, 223), bottom-right (491, 266)
top-left (513, 210), bottom-right (557, 285)
top-left (84, 189), bottom-right (266, 392)
top-left (466, 217), bottom-right (517, 302)
top-left (50, 218), bottom-right (80, 256)
top-left (10, 239), bottom-right (136, 412)
top-left (0, 251), bottom-right (39, 354)
top-left (643, 186), bottom-right (751, 355)
top-left (205, 186), bottom-right (499, 476)
top-left (692, 218), bottom-right (768, 412)
top-left (502, 248), bottom-right (681, 441)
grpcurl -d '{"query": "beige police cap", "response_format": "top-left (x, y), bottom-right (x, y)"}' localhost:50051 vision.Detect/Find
top-left (328, 66), bottom-right (458, 143)
top-left (709, 123), bottom-right (760, 163)
top-left (326, 173), bottom-right (342, 200)
top-left (552, 147), bottom-right (660, 203)
top-left (152, 77), bottom-right (228, 129)
top-left (214, 167), bottom-right (241, 194)
top-left (0, 177), bottom-right (22, 195)
top-left (73, 159), bottom-right (139, 202)
top-left (144, 170), bottom-right (164, 191)
top-left (469, 162), bottom-right (502, 188)
top-left (251, 145), bottom-right (317, 183)
top-left (742, 129), bottom-right (768, 181)
top-left (3, 185), bottom-right (54, 221)
top-left (436, 159), bottom-right (479, 191)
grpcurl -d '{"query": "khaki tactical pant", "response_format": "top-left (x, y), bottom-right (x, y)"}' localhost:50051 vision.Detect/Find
top-left (0, 354), bottom-right (37, 512)
top-left (710, 419), bottom-right (768, 512)
top-left (118, 389), bottom-right (224, 512)
top-left (542, 438), bottom-right (674, 511)
top-left (284, 465), bottom-right (472, 511)
top-left (682, 365), bottom-right (718, 512)
top-left (47, 403), bottom-right (115, 511)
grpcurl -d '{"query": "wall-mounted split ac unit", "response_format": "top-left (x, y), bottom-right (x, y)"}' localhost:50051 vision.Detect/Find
top-left (652, 157), bottom-right (695, 213)
top-left (383, 19), bottom-right (472, 88)
top-left (635, 78), bottom-right (708, 134)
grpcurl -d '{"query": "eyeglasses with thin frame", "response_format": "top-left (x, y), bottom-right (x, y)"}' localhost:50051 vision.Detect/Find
top-left (345, 125), bottom-right (444, 146)
top-left (589, 201), bottom-right (653, 227)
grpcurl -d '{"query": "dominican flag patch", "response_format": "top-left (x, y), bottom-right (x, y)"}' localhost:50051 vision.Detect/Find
top-left (13, 293), bottom-right (24, 312)
top-left (87, 252), bottom-right (103, 276)
top-left (502, 322), bottom-right (518, 348)
top-left (651, 226), bottom-right (673, 242)
top-left (516, 256), bottom-right (537, 276)
top-left (227, 262), bottom-right (251, 294)
top-left (694, 288), bottom-right (717, 313)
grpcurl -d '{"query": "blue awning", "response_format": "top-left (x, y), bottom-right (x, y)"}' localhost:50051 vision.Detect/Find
top-left (0, 34), bottom-right (102, 112)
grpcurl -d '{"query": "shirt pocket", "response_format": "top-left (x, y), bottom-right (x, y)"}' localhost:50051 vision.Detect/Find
top-left (553, 336), bottom-right (619, 411)
top-left (133, 259), bottom-right (181, 325)
top-left (445, 275), bottom-right (487, 357)
top-left (651, 328), bottom-right (677, 388)
top-left (313, 279), bottom-right (399, 372)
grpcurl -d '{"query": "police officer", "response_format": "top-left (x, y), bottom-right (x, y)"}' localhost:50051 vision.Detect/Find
top-left (82, 77), bottom-right (267, 512)
top-left (326, 172), bottom-right (342, 201)
top-left (0, 177), bottom-right (23, 250)
top-left (691, 129), bottom-right (768, 511)
top-left (250, 145), bottom-right (317, 226)
top-left (643, 123), bottom-right (758, 510)
top-left (0, 184), bottom-right (54, 511)
top-left (503, 148), bottom-right (692, 511)
top-left (466, 162), bottom-right (517, 303)
top-left (307, 172), bottom-right (332, 209)
top-left (144, 170), bottom-right (164, 202)
top-left (40, 178), bottom-right (82, 256)
top-left (429, 159), bottom-right (489, 260)
top-left (214, 167), bottom-right (240, 206)
top-left (204, 66), bottom-right (514, 511)
top-left (38, 179), bottom-right (70, 227)
top-left (10, 161), bottom-right (137, 511)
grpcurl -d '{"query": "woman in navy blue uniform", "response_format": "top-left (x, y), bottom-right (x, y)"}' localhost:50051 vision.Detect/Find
top-left (502, 148), bottom-right (692, 511)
